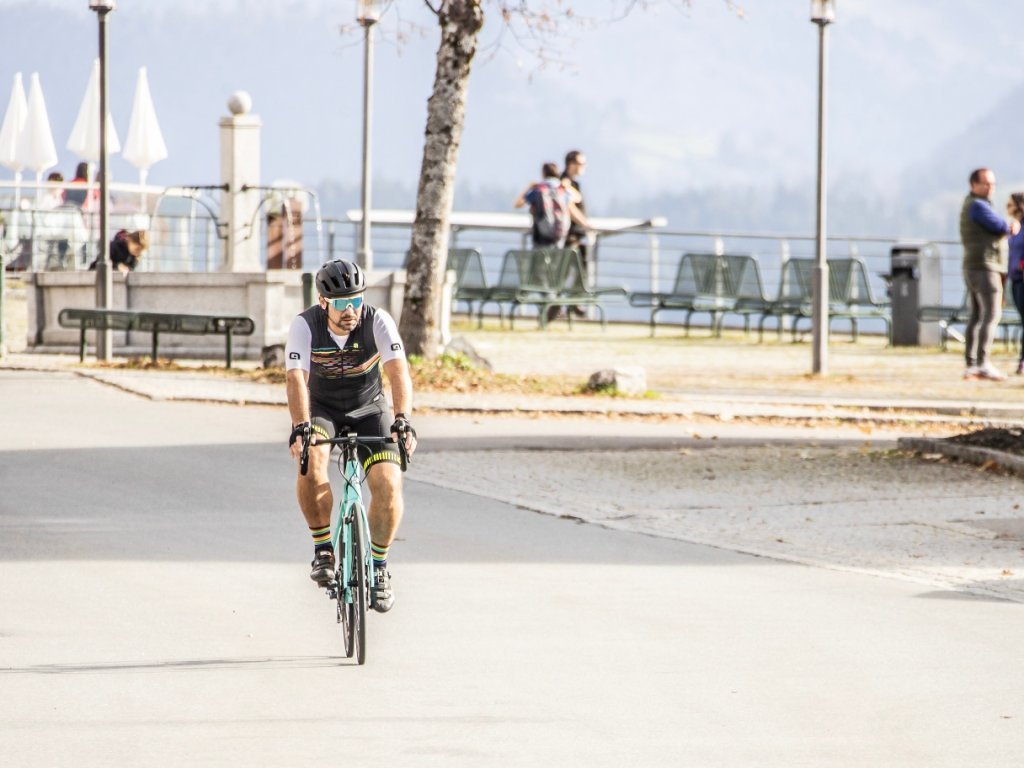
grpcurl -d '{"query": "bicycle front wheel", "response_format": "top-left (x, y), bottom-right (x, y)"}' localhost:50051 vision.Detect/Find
top-left (351, 507), bottom-right (368, 665)
top-left (338, 522), bottom-right (356, 659)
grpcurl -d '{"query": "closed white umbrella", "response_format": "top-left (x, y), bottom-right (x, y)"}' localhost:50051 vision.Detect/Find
top-left (66, 58), bottom-right (120, 164)
top-left (0, 72), bottom-right (27, 172)
top-left (122, 67), bottom-right (167, 208)
top-left (17, 73), bottom-right (58, 203)
top-left (0, 73), bottom-right (28, 241)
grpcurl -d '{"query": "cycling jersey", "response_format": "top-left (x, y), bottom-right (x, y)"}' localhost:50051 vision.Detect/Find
top-left (285, 304), bottom-right (406, 415)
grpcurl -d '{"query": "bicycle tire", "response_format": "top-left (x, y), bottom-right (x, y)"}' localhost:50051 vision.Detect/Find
top-left (351, 508), bottom-right (368, 665)
top-left (337, 518), bottom-right (356, 659)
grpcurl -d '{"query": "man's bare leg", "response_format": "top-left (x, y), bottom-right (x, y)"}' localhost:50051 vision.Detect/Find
top-left (298, 444), bottom-right (334, 584)
top-left (365, 462), bottom-right (404, 612)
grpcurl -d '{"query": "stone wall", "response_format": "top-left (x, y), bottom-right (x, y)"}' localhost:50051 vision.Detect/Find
top-left (26, 269), bottom-right (451, 360)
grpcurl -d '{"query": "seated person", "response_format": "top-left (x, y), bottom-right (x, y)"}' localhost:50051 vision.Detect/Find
top-left (41, 172), bottom-right (65, 211)
top-left (89, 229), bottom-right (148, 272)
top-left (64, 162), bottom-right (89, 208)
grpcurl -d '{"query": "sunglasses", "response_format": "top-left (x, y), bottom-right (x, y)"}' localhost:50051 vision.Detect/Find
top-left (328, 296), bottom-right (364, 312)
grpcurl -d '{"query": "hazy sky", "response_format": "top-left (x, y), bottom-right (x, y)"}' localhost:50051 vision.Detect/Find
top-left (1, 0), bottom-right (1022, 210)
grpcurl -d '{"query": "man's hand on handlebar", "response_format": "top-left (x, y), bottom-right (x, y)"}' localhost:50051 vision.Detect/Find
top-left (390, 413), bottom-right (417, 458)
top-left (289, 421), bottom-right (311, 461)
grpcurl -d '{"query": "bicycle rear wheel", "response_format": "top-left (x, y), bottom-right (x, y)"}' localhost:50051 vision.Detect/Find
top-left (351, 507), bottom-right (368, 665)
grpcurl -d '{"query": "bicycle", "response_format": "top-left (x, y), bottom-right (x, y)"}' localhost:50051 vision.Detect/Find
top-left (299, 404), bottom-right (409, 665)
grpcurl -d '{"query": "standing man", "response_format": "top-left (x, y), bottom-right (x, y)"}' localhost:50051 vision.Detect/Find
top-left (562, 150), bottom-right (589, 318)
top-left (960, 168), bottom-right (1020, 381)
top-left (285, 259), bottom-right (417, 612)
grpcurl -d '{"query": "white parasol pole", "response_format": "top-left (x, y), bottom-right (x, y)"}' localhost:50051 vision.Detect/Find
top-left (10, 169), bottom-right (21, 248)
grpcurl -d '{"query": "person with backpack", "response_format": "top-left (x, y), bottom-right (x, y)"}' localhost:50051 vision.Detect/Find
top-left (514, 162), bottom-right (587, 249)
top-left (514, 163), bottom-right (590, 322)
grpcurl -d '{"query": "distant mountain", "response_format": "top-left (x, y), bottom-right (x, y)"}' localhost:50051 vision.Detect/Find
top-left (2, 0), bottom-right (1022, 243)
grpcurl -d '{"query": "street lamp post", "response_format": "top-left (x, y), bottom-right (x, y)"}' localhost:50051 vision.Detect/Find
top-left (356, 0), bottom-right (380, 272)
top-left (90, 0), bottom-right (115, 361)
top-left (810, 0), bottom-right (835, 376)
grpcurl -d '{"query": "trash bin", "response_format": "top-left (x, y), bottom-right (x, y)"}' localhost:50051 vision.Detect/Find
top-left (889, 243), bottom-right (942, 346)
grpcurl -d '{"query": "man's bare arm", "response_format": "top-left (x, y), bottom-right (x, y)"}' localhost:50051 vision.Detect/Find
top-left (286, 368), bottom-right (311, 426)
top-left (383, 358), bottom-right (413, 416)
top-left (285, 368), bottom-right (312, 458)
top-left (568, 200), bottom-right (589, 229)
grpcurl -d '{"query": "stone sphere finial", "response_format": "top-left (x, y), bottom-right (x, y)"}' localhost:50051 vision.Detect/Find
top-left (227, 91), bottom-right (253, 116)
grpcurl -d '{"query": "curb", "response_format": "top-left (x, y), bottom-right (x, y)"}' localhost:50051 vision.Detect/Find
top-left (9, 360), bottom-right (1024, 429)
top-left (897, 437), bottom-right (1024, 476)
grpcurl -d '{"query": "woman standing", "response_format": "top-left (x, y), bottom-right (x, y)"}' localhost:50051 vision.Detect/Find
top-left (1007, 192), bottom-right (1024, 374)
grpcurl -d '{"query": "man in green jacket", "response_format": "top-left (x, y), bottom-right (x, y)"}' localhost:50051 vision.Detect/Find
top-left (960, 168), bottom-right (1020, 380)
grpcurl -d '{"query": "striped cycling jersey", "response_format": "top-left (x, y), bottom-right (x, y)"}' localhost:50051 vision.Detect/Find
top-left (285, 304), bottom-right (405, 414)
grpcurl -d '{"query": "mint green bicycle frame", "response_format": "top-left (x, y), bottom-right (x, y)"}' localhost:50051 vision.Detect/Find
top-left (333, 450), bottom-right (374, 609)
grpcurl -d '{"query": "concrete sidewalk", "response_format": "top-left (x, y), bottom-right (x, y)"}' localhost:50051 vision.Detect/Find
top-left (4, 271), bottom-right (1024, 421)
top-left (3, 323), bottom-right (1024, 428)
top-left (5, 330), bottom-right (1024, 603)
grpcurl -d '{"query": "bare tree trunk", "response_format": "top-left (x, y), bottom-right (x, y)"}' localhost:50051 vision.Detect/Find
top-left (399, 0), bottom-right (483, 358)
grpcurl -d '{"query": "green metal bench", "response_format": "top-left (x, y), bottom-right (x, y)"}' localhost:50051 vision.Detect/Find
top-left (630, 252), bottom-right (754, 337)
top-left (57, 308), bottom-right (255, 367)
top-left (479, 248), bottom-right (624, 329)
top-left (720, 254), bottom-right (771, 335)
top-left (918, 292), bottom-right (1022, 352)
top-left (447, 248), bottom-right (490, 324)
top-left (757, 257), bottom-right (891, 343)
top-left (917, 293), bottom-right (968, 350)
top-left (827, 257), bottom-right (892, 342)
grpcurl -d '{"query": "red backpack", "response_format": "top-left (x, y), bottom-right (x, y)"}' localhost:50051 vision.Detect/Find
top-left (531, 182), bottom-right (570, 244)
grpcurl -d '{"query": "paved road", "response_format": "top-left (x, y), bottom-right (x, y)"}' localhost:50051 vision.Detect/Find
top-left (2, 370), bottom-right (1022, 766)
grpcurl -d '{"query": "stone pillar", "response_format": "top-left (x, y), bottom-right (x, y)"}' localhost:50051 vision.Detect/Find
top-left (219, 91), bottom-right (262, 272)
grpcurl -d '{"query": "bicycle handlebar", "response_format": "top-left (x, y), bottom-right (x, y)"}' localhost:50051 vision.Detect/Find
top-left (298, 430), bottom-right (409, 474)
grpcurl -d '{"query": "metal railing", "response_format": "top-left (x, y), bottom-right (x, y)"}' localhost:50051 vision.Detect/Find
top-left (2, 180), bottom-right (966, 332)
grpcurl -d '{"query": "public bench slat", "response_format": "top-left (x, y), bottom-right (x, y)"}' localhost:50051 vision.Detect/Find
top-left (57, 308), bottom-right (255, 367)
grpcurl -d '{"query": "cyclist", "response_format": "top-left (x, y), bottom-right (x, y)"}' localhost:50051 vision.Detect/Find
top-left (285, 259), bottom-right (417, 612)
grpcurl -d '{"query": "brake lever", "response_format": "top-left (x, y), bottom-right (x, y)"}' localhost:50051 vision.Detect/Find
top-left (299, 430), bottom-right (311, 476)
top-left (397, 427), bottom-right (410, 471)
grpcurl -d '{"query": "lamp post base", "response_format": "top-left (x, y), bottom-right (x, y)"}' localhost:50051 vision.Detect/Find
top-left (811, 263), bottom-right (829, 375)
top-left (95, 259), bottom-right (113, 361)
